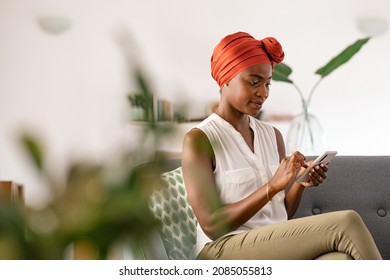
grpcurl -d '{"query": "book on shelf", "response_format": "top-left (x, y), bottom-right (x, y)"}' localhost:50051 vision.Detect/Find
top-left (0, 181), bottom-right (24, 204)
top-left (156, 99), bottom-right (173, 121)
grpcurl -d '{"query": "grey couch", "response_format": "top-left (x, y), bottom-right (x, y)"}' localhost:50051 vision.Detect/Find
top-left (140, 156), bottom-right (390, 260)
top-left (293, 155), bottom-right (390, 259)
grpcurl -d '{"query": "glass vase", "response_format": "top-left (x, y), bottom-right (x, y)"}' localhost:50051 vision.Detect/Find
top-left (286, 111), bottom-right (326, 156)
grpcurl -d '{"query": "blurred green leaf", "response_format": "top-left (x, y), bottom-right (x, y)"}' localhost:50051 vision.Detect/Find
top-left (315, 37), bottom-right (370, 78)
top-left (135, 69), bottom-right (152, 97)
top-left (3, 46), bottom-right (180, 259)
top-left (272, 62), bottom-right (294, 83)
top-left (20, 134), bottom-right (44, 171)
top-left (128, 69), bottom-right (155, 122)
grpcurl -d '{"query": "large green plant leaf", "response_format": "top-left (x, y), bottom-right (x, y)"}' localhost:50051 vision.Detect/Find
top-left (315, 37), bottom-right (370, 78)
top-left (135, 69), bottom-right (152, 98)
top-left (20, 134), bottom-right (44, 171)
top-left (130, 69), bottom-right (155, 122)
top-left (272, 63), bottom-right (294, 83)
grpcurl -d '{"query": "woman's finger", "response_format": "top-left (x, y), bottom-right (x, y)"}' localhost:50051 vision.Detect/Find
top-left (291, 153), bottom-right (305, 168)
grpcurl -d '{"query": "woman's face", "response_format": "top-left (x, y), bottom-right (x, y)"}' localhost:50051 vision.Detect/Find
top-left (223, 63), bottom-right (273, 117)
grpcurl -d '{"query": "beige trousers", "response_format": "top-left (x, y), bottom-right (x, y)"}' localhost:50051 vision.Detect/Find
top-left (198, 210), bottom-right (382, 260)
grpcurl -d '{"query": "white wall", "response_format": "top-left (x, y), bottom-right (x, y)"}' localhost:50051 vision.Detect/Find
top-left (1, 0), bottom-right (390, 207)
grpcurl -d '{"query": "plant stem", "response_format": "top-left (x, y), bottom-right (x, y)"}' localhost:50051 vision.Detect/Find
top-left (292, 83), bottom-right (308, 111)
top-left (306, 78), bottom-right (323, 108)
top-left (293, 83), bottom-right (317, 152)
top-left (306, 113), bottom-right (315, 150)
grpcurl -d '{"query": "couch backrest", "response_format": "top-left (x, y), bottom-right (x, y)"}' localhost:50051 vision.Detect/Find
top-left (292, 156), bottom-right (390, 260)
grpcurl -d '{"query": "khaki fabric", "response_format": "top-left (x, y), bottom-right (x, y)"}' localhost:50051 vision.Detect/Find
top-left (199, 210), bottom-right (382, 260)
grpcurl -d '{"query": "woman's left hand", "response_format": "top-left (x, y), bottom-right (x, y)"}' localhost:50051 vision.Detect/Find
top-left (298, 162), bottom-right (329, 188)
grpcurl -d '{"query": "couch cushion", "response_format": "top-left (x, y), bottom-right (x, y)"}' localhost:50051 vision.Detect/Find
top-left (149, 167), bottom-right (197, 260)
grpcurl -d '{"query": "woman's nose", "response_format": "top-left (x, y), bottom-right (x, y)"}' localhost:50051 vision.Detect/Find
top-left (257, 87), bottom-right (269, 98)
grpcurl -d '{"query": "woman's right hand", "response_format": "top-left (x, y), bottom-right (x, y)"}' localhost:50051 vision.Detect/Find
top-left (269, 151), bottom-right (305, 192)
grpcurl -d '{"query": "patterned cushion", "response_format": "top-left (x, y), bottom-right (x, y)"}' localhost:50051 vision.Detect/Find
top-left (149, 167), bottom-right (197, 260)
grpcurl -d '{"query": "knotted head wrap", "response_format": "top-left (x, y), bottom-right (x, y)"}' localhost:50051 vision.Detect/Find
top-left (211, 31), bottom-right (285, 88)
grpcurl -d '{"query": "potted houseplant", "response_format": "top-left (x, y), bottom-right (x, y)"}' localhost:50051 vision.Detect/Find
top-left (272, 37), bottom-right (370, 154)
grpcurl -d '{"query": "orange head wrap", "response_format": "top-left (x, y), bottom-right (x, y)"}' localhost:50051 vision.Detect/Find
top-left (211, 31), bottom-right (285, 88)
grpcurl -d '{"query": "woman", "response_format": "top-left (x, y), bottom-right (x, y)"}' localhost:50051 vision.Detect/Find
top-left (181, 31), bottom-right (381, 260)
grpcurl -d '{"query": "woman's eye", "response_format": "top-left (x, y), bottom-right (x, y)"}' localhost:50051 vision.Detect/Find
top-left (249, 81), bottom-right (259, 86)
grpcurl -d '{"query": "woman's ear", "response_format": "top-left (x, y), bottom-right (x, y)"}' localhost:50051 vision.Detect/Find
top-left (219, 83), bottom-right (228, 94)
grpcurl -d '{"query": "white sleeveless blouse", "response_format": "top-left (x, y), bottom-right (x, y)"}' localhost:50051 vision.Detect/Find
top-left (190, 113), bottom-right (288, 258)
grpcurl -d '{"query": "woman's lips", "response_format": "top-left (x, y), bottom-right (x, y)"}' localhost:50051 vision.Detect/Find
top-left (251, 101), bottom-right (263, 110)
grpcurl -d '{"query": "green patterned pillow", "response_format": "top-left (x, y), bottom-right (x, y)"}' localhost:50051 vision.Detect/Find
top-left (149, 167), bottom-right (197, 260)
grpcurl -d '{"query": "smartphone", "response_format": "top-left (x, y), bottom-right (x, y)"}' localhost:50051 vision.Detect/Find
top-left (295, 151), bottom-right (338, 183)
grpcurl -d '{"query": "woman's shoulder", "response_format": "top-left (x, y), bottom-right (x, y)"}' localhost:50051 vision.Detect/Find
top-left (195, 114), bottom-right (217, 128)
top-left (183, 127), bottom-right (215, 162)
top-left (184, 127), bottom-right (210, 150)
top-left (185, 127), bottom-right (207, 140)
